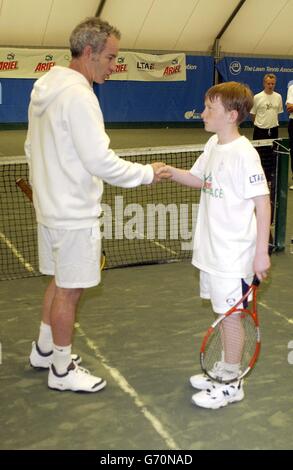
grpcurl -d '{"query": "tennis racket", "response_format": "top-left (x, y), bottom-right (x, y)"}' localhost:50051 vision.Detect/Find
top-left (16, 178), bottom-right (106, 270)
top-left (16, 177), bottom-right (33, 202)
top-left (200, 275), bottom-right (260, 384)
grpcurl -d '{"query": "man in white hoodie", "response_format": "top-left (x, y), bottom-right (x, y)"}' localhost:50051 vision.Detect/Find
top-left (25, 17), bottom-right (166, 393)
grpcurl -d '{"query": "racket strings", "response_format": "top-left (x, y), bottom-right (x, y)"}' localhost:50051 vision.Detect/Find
top-left (203, 311), bottom-right (258, 380)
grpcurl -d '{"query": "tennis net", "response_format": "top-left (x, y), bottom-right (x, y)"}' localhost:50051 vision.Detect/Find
top-left (0, 139), bottom-right (289, 281)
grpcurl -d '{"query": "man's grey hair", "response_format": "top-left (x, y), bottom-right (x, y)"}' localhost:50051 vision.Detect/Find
top-left (70, 17), bottom-right (121, 58)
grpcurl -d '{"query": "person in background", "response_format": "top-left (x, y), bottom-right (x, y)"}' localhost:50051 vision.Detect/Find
top-left (286, 80), bottom-right (293, 190)
top-left (250, 73), bottom-right (283, 140)
top-left (25, 17), bottom-right (167, 393)
top-left (250, 74), bottom-right (283, 247)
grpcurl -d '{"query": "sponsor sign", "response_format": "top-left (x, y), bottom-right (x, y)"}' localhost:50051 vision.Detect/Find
top-left (110, 51), bottom-right (186, 81)
top-left (0, 48), bottom-right (186, 82)
top-left (0, 48), bottom-right (70, 78)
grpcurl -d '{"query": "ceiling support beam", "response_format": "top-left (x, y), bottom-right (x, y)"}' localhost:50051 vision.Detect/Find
top-left (95, 0), bottom-right (107, 17)
top-left (212, 0), bottom-right (246, 84)
top-left (212, 0), bottom-right (247, 61)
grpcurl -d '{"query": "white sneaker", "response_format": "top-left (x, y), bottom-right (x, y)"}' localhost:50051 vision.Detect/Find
top-left (191, 380), bottom-right (244, 409)
top-left (190, 362), bottom-right (225, 390)
top-left (289, 185), bottom-right (293, 190)
top-left (48, 362), bottom-right (106, 393)
top-left (29, 341), bottom-right (81, 369)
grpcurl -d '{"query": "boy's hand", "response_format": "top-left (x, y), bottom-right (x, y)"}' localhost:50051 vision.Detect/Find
top-left (156, 164), bottom-right (174, 179)
top-left (253, 252), bottom-right (271, 281)
top-left (151, 162), bottom-right (172, 183)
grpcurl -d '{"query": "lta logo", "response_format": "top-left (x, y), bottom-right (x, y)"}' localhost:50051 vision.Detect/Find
top-left (229, 61), bottom-right (242, 75)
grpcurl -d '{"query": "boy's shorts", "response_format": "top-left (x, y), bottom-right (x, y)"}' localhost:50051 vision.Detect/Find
top-left (38, 223), bottom-right (101, 288)
top-left (199, 270), bottom-right (253, 314)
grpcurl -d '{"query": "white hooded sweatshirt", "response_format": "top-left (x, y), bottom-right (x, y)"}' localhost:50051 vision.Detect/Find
top-left (25, 66), bottom-right (153, 229)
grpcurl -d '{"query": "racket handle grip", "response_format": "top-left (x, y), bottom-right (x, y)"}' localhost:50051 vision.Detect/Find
top-left (252, 274), bottom-right (260, 286)
top-left (16, 178), bottom-right (33, 202)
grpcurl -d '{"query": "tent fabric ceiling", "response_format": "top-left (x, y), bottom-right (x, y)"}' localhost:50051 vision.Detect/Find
top-left (0, 0), bottom-right (293, 57)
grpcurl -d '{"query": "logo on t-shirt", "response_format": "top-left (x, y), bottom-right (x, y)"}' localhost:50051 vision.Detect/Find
top-left (249, 173), bottom-right (265, 184)
top-left (202, 173), bottom-right (224, 199)
top-left (226, 297), bottom-right (236, 306)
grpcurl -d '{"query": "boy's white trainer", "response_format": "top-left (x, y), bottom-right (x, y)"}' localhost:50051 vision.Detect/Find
top-left (29, 341), bottom-right (81, 369)
top-left (191, 380), bottom-right (244, 409)
top-left (48, 362), bottom-right (106, 393)
top-left (190, 362), bottom-right (225, 390)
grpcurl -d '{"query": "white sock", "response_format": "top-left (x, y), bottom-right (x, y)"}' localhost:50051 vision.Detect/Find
top-left (52, 344), bottom-right (72, 375)
top-left (37, 322), bottom-right (53, 353)
top-left (223, 362), bottom-right (240, 375)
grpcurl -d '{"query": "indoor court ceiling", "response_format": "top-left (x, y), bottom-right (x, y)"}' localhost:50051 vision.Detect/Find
top-left (0, 0), bottom-right (293, 57)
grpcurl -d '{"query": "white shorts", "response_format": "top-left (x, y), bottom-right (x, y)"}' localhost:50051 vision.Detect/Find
top-left (38, 223), bottom-right (101, 288)
top-left (199, 270), bottom-right (253, 314)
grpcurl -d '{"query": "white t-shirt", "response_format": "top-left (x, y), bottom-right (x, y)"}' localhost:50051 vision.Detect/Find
top-left (190, 135), bottom-right (269, 278)
top-left (251, 90), bottom-right (283, 128)
top-left (286, 83), bottom-right (293, 119)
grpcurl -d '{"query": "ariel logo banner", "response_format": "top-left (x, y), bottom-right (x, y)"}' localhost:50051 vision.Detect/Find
top-left (0, 48), bottom-right (70, 78)
top-left (109, 51), bottom-right (186, 81)
top-left (0, 48), bottom-right (186, 82)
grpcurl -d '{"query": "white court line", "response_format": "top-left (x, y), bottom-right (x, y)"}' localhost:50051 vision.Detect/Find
top-left (115, 221), bottom-right (179, 257)
top-left (137, 231), bottom-right (179, 257)
top-left (76, 323), bottom-right (180, 450)
top-left (0, 231), bottom-right (36, 274)
top-left (259, 301), bottom-right (293, 325)
top-left (151, 240), bottom-right (178, 256)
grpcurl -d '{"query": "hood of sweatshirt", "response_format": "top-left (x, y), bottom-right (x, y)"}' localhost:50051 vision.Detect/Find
top-left (30, 66), bottom-right (90, 116)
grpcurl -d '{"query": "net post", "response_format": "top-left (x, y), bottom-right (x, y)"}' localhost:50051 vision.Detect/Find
top-left (274, 139), bottom-right (289, 251)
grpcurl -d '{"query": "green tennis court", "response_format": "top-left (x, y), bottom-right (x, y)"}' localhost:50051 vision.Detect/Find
top-left (1, 128), bottom-right (293, 450)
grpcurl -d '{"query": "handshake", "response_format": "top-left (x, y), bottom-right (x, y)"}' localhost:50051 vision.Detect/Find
top-left (151, 162), bottom-right (173, 183)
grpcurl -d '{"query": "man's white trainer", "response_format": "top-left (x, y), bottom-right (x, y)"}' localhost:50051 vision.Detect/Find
top-left (29, 341), bottom-right (82, 369)
top-left (48, 362), bottom-right (106, 393)
top-left (190, 362), bottom-right (225, 390)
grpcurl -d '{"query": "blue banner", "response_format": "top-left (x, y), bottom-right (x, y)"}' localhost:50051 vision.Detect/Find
top-left (0, 56), bottom-right (213, 124)
top-left (97, 55), bottom-right (213, 123)
top-left (0, 78), bottom-right (34, 122)
top-left (216, 57), bottom-right (293, 122)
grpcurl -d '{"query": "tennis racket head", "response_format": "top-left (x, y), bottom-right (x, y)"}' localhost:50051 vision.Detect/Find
top-left (200, 279), bottom-right (260, 384)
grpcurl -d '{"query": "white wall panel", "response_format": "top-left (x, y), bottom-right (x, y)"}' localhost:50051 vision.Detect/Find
top-left (0, 0), bottom-right (292, 56)
top-left (174, 0), bottom-right (239, 52)
top-left (221, 0), bottom-right (292, 55)
top-left (130, 0), bottom-right (197, 50)
top-left (0, 0), bottom-right (52, 46)
top-left (253, 1), bottom-right (293, 55)
top-left (42, 0), bottom-right (98, 46)
top-left (101, 0), bottom-right (155, 50)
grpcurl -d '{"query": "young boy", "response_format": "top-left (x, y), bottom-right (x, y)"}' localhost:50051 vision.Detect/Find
top-left (160, 82), bottom-right (271, 409)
